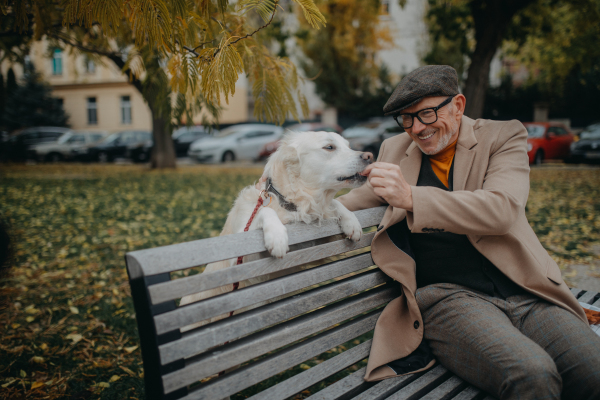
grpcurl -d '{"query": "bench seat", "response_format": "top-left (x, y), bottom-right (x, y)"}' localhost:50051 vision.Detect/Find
top-left (125, 206), bottom-right (600, 400)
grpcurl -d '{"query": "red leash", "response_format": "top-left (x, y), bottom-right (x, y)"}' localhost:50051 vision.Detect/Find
top-left (219, 192), bottom-right (269, 376)
top-left (227, 194), bottom-right (267, 316)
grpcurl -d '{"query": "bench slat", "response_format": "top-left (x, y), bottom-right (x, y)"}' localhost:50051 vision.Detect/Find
top-left (350, 373), bottom-right (420, 400)
top-left (162, 289), bottom-right (393, 393)
top-left (570, 288), bottom-right (583, 297)
top-left (578, 291), bottom-right (597, 305)
top-left (149, 232), bottom-right (376, 305)
top-left (159, 270), bottom-right (390, 365)
top-left (246, 340), bottom-right (372, 400)
top-left (126, 207), bottom-right (386, 279)
top-left (176, 310), bottom-right (382, 400)
top-left (154, 253), bottom-right (374, 335)
top-left (451, 385), bottom-right (483, 400)
top-left (418, 375), bottom-right (466, 400)
top-left (383, 365), bottom-right (449, 400)
top-left (305, 367), bottom-right (371, 400)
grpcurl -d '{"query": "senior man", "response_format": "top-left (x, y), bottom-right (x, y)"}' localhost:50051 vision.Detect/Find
top-left (337, 65), bottom-right (600, 399)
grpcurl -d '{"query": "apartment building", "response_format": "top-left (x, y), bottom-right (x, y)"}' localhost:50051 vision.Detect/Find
top-left (1, 41), bottom-right (249, 132)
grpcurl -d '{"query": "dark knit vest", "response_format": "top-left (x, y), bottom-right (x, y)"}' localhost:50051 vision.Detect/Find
top-left (387, 156), bottom-right (525, 299)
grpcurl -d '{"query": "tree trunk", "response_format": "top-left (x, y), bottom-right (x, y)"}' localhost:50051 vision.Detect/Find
top-left (463, 40), bottom-right (499, 119)
top-left (150, 110), bottom-right (177, 169)
top-left (463, 0), bottom-right (536, 119)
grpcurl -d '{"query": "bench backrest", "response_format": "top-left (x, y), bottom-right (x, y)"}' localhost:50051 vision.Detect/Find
top-left (125, 206), bottom-right (393, 400)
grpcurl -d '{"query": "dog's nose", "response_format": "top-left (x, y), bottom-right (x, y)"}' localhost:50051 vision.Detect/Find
top-left (361, 152), bottom-right (374, 163)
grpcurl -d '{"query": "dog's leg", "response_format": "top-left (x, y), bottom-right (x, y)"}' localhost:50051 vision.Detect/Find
top-left (256, 207), bottom-right (289, 258)
top-left (332, 199), bottom-right (362, 241)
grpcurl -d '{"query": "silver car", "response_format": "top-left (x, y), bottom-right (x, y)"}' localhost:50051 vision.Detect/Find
top-left (342, 119), bottom-right (404, 158)
top-left (31, 130), bottom-right (108, 162)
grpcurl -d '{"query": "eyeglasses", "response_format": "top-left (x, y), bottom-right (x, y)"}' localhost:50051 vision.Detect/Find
top-left (393, 96), bottom-right (455, 129)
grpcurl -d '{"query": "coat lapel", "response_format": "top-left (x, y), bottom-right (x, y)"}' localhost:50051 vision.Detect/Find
top-left (453, 116), bottom-right (478, 191)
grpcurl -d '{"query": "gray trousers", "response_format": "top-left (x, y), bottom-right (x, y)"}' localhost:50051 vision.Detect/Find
top-left (415, 283), bottom-right (600, 400)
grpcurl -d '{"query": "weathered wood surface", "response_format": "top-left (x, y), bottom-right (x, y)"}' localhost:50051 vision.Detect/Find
top-left (384, 366), bottom-right (449, 400)
top-left (159, 270), bottom-right (391, 365)
top-left (149, 232), bottom-right (376, 305)
top-left (162, 293), bottom-right (389, 393)
top-left (304, 367), bottom-right (370, 400)
top-left (126, 207), bottom-right (386, 279)
top-left (350, 373), bottom-right (418, 400)
top-left (451, 386), bottom-right (483, 400)
top-left (578, 290), bottom-right (597, 305)
top-left (418, 375), bottom-right (466, 400)
top-left (246, 340), bottom-right (372, 400)
top-left (154, 253), bottom-right (375, 335)
top-left (175, 311), bottom-right (382, 399)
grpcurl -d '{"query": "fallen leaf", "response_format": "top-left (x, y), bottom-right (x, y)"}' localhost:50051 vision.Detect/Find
top-left (70, 306), bottom-right (79, 314)
top-left (20, 370), bottom-right (26, 378)
top-left (97, 382), bottom-right (110, 388)
top-left (26, 316), bottom-right (35, 323)
top-left (109, 375), bottom-right (120, 382)
top-left (31, 381), bottom-right (44, 390)
top-left (30, 356), bottom-right (45, 364)
top-left (124, 345), bottom-right (138, 353)
top-left (300, 364), bottom-right (310, 370)
top-left (65, 333), bottom-right (83, 344)
top-left (119, 366), bottom-right (136, 376)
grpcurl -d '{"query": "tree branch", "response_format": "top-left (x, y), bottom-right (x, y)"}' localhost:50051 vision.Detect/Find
top-left (184, 1), bottom-right (280, 60)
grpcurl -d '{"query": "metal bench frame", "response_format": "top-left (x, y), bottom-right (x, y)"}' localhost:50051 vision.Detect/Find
top-left (125, 207), bottom-right (600, 400)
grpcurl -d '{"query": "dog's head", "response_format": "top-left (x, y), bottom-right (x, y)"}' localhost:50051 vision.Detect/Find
top-left (264, 131), bottom-right (373, 193)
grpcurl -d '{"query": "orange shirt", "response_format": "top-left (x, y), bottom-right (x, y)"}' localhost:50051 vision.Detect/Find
top-left (429, 138), bottom-right (458, 188)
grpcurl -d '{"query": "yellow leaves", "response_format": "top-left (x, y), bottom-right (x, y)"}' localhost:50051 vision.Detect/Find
top-left (199, 36), bottom-right (244, 105)
top-left (70, 306), bottom-right (79, 314)
top-left (239, 0), bottom-right (278, 22)
top-left (25, 305), bottom-right (40, 315)
top-left (97, 382), bottom-right (110, 388)
top-left (109, 375), bottom-right (121, 382)
top-left (20, 370), bottom-right (27, 378)
top-left (300, 364), bottom-right (310, 370)
top-left (292, 0), bottom-right (327, 29)
top-left (30, 356), bottom-right (45, 364)
top-left (119, 366), bottom-right (136, 376)
top-left (31, 381), bottom-right (44, 390)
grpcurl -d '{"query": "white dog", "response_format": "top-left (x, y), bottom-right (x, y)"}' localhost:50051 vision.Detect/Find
top-left (179, 131), bottom-right (373, 324)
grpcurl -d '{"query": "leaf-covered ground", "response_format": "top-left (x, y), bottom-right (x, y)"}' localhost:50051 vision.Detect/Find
top-left (0, 164), bottom-right (599, 399)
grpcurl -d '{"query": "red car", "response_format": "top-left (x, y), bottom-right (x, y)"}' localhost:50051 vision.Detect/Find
top-left (523, 122), bottom-right (574, 165)
top-left (258, 123), bottom-right (342, 160)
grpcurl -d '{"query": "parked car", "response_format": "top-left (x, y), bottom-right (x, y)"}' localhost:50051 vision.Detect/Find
top-left (1, 126), bottom-right (72, 161)
top-left (83, 130), bottom-right (152, 162)
top-left (30, 130), bottom-right (108, 162)
top-left (342, 119), bottom-right (404, 158)
top-left (257, 123), bottom-right (343, 160)
top-left (567, 123), bottom-right (600, 164)
top-left (524, 122), bottom-right (574, 164)
top-left (172, 126), bottom-right (216, 157)
top-left (188, 124), bottom-right (284, 163)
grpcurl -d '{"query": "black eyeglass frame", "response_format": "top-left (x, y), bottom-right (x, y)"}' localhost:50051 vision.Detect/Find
top-left (393, 95), bottom-right (456, 129)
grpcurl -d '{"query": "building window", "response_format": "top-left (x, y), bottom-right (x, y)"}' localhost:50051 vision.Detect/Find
top-left (121, 95), bottom-right (132, 124)
top-left (87, 97), bottom-right (98, 125)
top-left (52, 49), bottom-right (63, 75)
top-left (85, 58), bottom-right (96, 74)
top-left (380, 0), bottom-right (390, 15)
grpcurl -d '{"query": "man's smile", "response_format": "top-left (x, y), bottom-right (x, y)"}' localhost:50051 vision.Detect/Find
top-left (416, 130), bottom-right (436, 141)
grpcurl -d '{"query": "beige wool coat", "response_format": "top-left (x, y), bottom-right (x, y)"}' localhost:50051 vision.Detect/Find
top-left (337, 115), bottom-right (587, 382)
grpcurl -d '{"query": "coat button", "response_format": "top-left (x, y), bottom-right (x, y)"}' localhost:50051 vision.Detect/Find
top-left (414, 320), bottom-right (420, 329)
top-left (377, 225), bottom-right (384, 231)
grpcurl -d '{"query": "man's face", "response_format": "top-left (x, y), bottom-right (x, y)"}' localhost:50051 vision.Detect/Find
top-left (402, 96), bottom-right (463, 155)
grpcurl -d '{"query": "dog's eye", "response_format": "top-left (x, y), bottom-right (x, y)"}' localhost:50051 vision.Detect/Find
top-left (323, 145), bottom-right (336, 151)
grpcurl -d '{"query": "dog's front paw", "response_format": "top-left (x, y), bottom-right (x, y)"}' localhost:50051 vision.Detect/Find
top-left (340, 213), bottom-right (362, 242)
top-left (264, 225), bottom-right (289, 258)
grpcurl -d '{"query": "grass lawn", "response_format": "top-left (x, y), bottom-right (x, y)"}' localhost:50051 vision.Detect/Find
top-left (1, 164), bottom-right (600, 399)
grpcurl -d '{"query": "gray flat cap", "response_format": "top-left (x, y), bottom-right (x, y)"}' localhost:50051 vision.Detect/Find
top-left (383, 65), bottom-right (459, 115)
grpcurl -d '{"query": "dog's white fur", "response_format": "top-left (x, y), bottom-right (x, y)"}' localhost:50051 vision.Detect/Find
top-left (179, 131), bottom-right (371, 328)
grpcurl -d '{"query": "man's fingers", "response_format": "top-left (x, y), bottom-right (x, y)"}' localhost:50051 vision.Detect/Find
top-left (360, 162), bottom-right (398, 176)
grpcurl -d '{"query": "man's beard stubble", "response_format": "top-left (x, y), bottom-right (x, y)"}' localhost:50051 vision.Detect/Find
top-left (416, 116), bottom-right (460, 156)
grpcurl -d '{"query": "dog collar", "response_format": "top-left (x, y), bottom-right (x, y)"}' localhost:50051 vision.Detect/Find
top-left (266, 177), bottom-right (297, 212)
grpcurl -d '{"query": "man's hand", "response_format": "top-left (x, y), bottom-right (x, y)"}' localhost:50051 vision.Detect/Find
top-left (361, 162), bottom-right (413, 211)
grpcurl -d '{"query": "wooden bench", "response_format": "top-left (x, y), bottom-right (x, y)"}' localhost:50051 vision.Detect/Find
top-left (125, 206), bottom-right (600, 400)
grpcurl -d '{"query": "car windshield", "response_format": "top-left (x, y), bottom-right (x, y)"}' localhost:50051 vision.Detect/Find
top-left (579, 125), bottom-right (600, 140)
top-left (173, 126), bottom-right (207, 139)
top-left (343, 123), bottom-right (380, 138)
top-left (525, 125), bottom-right (546, 138)
top-left (57, 132), bottom-right (73, 144)
top-left (217, 127), bottom-right (247, 138)
top-left (102, 133), bottom-right (121, 143)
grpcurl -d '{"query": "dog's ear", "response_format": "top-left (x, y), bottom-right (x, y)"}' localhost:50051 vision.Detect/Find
top-left (265, 134), bottom-right (301, 179)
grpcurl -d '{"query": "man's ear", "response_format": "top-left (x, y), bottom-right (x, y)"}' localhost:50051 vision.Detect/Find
top-left (454, 94), bottom-right (466, 119)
